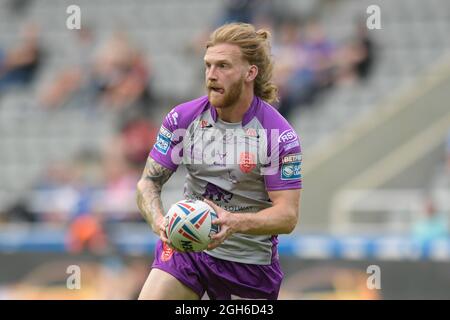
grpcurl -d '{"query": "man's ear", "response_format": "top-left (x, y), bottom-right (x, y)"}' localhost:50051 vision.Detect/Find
top-left (246, 65), bottom-right (258, 82)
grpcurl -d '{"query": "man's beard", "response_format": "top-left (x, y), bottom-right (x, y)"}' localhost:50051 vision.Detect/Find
top-left (207, 76), bottom-right (244, 109)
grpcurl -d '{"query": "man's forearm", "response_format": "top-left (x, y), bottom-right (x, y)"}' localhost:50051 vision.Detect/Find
top-left (136, 180), bottom-right (165, 234)
top-left (231, 205), bottom-right (298, 235)
top-left (136, 157), bottom-right (174, 234)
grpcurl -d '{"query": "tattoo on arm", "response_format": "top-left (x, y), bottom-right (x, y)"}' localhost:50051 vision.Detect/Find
top-left (136, 157), bottom-right (174, 233)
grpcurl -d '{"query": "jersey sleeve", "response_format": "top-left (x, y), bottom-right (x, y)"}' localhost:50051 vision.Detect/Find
top-left (264, 128), bottom-right (303, 191)
top-left (149, 108), bottom-right (183, 171)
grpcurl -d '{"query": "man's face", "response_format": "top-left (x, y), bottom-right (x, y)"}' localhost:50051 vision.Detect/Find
top-left (204, 43), bottom-right (248, 109)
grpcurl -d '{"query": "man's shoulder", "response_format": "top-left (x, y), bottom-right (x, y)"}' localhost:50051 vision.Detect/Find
top-left (254, 99), bottom-right (301, 153)
top-left (164, 96), bottom-right (210, 129)
top-left (254, 98), bottom-right (296, 132)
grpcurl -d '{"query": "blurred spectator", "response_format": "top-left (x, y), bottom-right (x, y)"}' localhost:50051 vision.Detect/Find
top-left (302, 19), bottom-right (335, 90)
top-left (411, 198), bottom-right (448, 245)
top-left (275, 17), bottom-right (377, 119)
top-left (353, 21), bottom-right (375, 81)
top-left (39, 29), bottom-right (154, 114)
top-left (275, 18), bottom-right (336, 118)
top-left (97, 50), bottom-right (153, 113)
top-left (218, 0), bottom-right (255, 25)
top-left (273, 18), bottom-right (311, 118)
top-left (0, 22), bottom-right (43, 92)
top-left (66, 213), bottom-right (108, 253)
top-left (186, 0), bottom-right (277, 66)
top-left (334, 20), bottom-right (376, 86)
top-left (39, 26), bottom-right (97, 109)
top-left (24, 129), bottom-right (149, 225)
top-left (28, 161), bottom-right (86, 223)
top-left (90, 31), bottom-right (154, 113)
top-left (3, 199), bottom-right (36, 223)
top-left (117, 115), bottom-right (158, 169)
top-left (217, 0), bottom-right (280, 26)
top-left (98, 139), bottom-right (142, 222)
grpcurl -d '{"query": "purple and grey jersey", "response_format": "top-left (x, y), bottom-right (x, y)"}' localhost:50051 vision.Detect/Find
top-left (150, 95), bottom-right (302, 265)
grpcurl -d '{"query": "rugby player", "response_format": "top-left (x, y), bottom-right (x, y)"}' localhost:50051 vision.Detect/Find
top-left (136, 23), bottom-right (302, 300)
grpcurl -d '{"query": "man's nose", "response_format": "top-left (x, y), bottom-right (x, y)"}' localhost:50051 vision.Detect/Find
top-left (206, 66), bottom-right (218, 81)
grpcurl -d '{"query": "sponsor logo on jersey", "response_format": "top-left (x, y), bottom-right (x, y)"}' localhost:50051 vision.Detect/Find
top-left (166, 110), bottom-right (178, 127)
top-left (243, 128), bottom-right (260, 148)
top-left (159, 126), bottom-right (173, 140)
top-left (222, 205), bottom-right (254, 212)
top-left (239, 152), bottom-right (256, 173)
top-left (245, 128), bottom-right (259, 138)
top-left (283, 140), bottom-right (300, 152)
top-left (282, 153), bottom-right (302, 163)
top-left (222, 131), bottom-right (235, 143)
top-left (281, 152), bottom-right (302, 180)
top-left (202, 182), bottom-right (233, 203)
top-left (278, 129), bottom-right (298, 143)
top-left (155, 125), bottom-right (173, 155)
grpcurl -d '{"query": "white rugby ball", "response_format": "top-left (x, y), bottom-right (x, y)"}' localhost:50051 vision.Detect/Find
top-left (165, 199), bottom-right (219, 252)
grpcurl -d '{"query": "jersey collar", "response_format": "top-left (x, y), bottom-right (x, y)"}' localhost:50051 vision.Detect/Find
top-left (209, 95), bottom-right (259, 127)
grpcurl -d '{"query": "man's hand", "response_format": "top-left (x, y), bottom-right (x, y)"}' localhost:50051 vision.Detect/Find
top-left (154, 214), bottom-right (170, 244)
top-left (204, 199), bottom-right (237, 250)
top-left (204, 189), bottom-right (301, 240)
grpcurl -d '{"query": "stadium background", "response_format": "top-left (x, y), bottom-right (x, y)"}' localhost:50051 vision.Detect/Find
top-left (1, 0), bottom-right (450, 299)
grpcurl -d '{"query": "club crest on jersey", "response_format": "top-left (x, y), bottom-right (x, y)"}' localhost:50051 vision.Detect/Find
top-left (281, 153), bottom-right (302, 180)
top-left (200, 120), bottom-right (212, 129)
top-left (155, 125), bottom-right (173, 155)
top-left (239, 152), bottom-right (256, 174)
